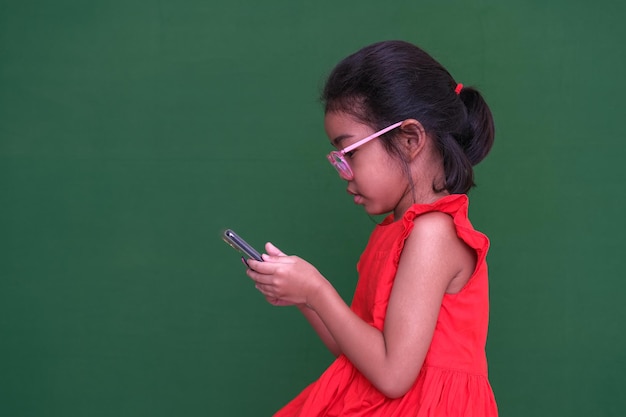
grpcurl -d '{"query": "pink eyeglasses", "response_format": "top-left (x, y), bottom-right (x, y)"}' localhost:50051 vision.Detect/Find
top-left (326, 121), bottom-right (403, 180)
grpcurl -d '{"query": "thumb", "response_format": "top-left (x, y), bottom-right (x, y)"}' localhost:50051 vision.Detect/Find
top-left (265, 241), bottom-right (287, 256)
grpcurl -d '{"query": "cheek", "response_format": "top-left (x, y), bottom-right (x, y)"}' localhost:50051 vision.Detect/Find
top-left (362, 155), bottom-right (406, 191)
top-left (352, 144), bottom-right (407, 190)
top-left (377, 152), bottom-right (407, 182)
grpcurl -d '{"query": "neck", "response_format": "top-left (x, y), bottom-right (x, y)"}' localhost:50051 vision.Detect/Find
top-left (392, 134), bottom-right (449, 220)
top-left (392, 186), bottom-right (449, 220)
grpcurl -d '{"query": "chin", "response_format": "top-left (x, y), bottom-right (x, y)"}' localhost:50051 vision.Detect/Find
top-left (363, 205), bottom-right (391, 216)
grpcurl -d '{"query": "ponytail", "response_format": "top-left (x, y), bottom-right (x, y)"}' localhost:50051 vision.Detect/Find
top-left (457, 86), bottom-right (495, 167)
top-left (441, 85), bottom-right (495, 194)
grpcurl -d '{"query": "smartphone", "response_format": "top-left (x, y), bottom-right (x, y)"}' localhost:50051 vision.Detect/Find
top-left (222, 229), bottom-right (263, 262)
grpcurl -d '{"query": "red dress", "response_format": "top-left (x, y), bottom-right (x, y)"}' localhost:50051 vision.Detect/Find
top-left (274, 194), bottom-right (498, 416)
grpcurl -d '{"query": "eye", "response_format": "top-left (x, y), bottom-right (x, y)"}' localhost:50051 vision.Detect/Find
top-left (344, 150), bottom-right (355, 158)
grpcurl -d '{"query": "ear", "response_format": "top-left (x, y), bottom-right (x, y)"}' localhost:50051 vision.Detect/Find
top-left (399, 119), bottom-right (427, 160)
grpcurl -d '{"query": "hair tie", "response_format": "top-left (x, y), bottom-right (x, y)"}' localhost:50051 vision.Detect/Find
top-left (455, 83), bottom-right (463, 95)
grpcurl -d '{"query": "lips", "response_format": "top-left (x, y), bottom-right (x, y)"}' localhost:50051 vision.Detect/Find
top-left (347, 189), bottom-right (363, 205)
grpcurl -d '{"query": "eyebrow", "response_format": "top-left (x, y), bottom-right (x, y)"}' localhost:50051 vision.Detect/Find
top-left (331, 134), bottom-right (353, 148)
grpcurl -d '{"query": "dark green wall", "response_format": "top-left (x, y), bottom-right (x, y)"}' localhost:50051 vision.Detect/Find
top-left (2, 1), bottom-right (625, 416)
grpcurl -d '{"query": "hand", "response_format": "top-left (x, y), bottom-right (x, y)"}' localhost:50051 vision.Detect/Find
top-left (246, 242), bottom-right (326, 307)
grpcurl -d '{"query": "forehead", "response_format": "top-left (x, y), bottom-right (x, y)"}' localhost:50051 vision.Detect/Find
top-left (324, 112), bottom-right (376, 146)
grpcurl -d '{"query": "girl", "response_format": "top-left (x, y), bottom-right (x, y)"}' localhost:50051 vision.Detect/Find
top-left (246, 40), bottom-right (497, 416)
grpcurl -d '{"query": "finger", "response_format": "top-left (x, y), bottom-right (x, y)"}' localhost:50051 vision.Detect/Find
top-left (261, 254), bottom-right (296, 264)
top-left (246, 265), bottom-right (265, 282)
top-left (247, 259), bottom-right (277, 275)
top-left (265, 242), bottom-right (287, 256)
top-left (246, 262), bottom-right (278, 284)
top-left (256, 283), bottom-right (278, 300)
top-left (255, 283), bottom-right (269, 294)
top-left (263, 293), bottom-right (283, 306)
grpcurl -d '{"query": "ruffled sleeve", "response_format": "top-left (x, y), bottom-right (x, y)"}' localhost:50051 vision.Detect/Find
top-left (392, 193), bottom-right (488, 269)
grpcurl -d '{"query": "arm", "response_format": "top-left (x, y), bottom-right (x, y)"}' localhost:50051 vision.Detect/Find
top-left (262, 243), bottom-right (340, 356)
top-left (297, 305), bottom-right (341, 357)
top-left (247, 212), bottom-right (475, 398)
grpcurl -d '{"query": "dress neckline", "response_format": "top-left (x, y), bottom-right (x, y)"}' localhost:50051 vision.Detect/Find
top-left (378, 194), bottom-right (468, 226)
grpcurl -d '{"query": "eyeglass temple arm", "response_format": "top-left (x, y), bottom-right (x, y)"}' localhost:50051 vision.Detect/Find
top-left (340, 122), bottom-right (403, 154)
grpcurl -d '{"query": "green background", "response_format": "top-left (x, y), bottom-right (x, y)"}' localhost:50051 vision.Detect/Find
top-left (2, 1), bottom-right (625, 416)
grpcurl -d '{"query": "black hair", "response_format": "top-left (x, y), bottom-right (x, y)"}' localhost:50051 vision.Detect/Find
top-left (322, 40), bottom-right (494, 194)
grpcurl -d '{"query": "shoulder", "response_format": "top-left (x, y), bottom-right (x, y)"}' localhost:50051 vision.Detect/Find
top-left (400, 194), bottom-right (469, 229)
top-left (409, 211), bottom-right (458, 244)
top-left (400, 210), bottom-right (475, 292)
top-left (399, 210), bottom-right (460, 272)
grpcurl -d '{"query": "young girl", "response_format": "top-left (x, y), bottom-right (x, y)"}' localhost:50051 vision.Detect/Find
top-left (246, 40), bottom-right (498, 416)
